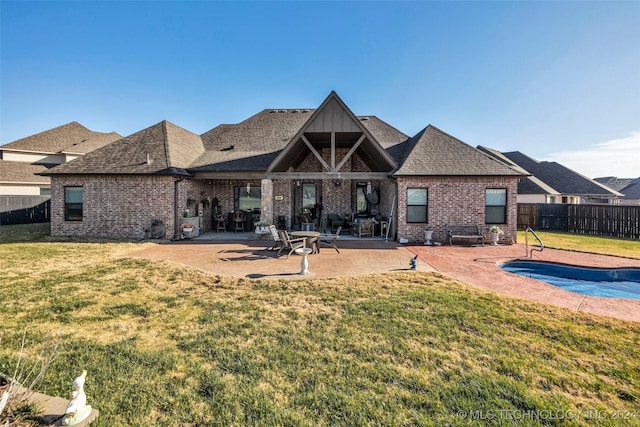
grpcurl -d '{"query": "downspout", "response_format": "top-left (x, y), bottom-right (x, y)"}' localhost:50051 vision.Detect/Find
top-left (173, 176), bottom-right (183, 240)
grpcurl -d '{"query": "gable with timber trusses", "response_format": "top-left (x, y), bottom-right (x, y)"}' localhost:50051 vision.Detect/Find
top-left (267, 91), bottom-right (397, 174)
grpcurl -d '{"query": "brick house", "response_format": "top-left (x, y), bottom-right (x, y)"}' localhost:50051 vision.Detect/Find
top-left (1, 122), bottom-right (121, 196)
top-left (1, 122), bottom-right (121, 225)
top-left (43, 92), bottom-right (524, 243)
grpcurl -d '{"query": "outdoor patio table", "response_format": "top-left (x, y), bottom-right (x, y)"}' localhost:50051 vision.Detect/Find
top-left (291, 231), bottom-right (321, 253)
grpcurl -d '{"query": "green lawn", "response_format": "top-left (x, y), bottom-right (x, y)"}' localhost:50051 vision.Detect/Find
top-left (1, 225), bottom-right (639, 426)
top-left (517, 230), bottom-right (640, 259)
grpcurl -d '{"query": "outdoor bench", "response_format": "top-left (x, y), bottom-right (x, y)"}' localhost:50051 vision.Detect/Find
top-left (445, 224), bottom-right (484, 246)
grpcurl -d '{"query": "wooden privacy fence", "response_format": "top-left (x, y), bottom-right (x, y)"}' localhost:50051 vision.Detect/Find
top-left (518, 203), bottom-right (640, 239)
top-left (1, 196), bottom-right (51, 225)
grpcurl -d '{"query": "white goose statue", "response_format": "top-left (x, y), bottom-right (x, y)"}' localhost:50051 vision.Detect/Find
top-left (62, 370), bottom-right (93, 425)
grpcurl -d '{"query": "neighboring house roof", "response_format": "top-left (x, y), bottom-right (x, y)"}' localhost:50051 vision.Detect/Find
top-left (478, 146), bottom-right (558, 195)
top-left (482, 150), bottom-right (621, 197)
top-left (0, 161), bottom-right (50, 184)
top-left (394, 126), bottom-right (523, 176)
top-left (593, 176), bottom-right (635, 193)
top-left (1, 122), bottom-right (121, 154)
top-left (45, 121), bottom-right (204, 176)
top-left (619, 178), bottom-right (640, 199)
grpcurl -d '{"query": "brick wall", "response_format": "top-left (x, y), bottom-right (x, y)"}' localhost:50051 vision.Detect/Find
top-left (396, 176), bottom-right (519, 244)
top-left (51, 175), bottom-right (174, 239)
top-left (49, 162), bottom-right (518, 242)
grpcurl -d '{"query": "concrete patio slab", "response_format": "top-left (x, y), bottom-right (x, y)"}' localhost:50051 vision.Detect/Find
top-left (130, 239), bottom-right (432, 280)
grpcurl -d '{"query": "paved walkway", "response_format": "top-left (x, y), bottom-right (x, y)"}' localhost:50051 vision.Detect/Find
top-left (130, 240), bottom-right (640, 323)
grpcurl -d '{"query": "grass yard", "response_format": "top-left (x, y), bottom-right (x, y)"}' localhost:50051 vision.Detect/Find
top-left (517, 230), bottom-right (640, 260)
top-left (1, 225), bottom-right (639, 426)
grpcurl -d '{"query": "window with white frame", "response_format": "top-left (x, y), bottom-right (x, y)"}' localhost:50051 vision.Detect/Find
top-left (485, 188), bottom-right (507, 224)
top-left (407, 188), bottom-right (428, 223)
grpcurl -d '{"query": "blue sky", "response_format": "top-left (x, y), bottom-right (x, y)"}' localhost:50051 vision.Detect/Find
top-left (2, 1), bottom-right (639, 178)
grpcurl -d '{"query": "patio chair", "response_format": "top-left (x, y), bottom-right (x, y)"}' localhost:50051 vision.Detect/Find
top-left (214, 212), bottom-right (226, 232)
top-left (266, 225), bottom-right (283, 251)
top-left (233, 210), bottom-right (245, 232)
top-left (319, 226), bottom-right (341, 253)
top-left (277, 230), bottom-right (307, 258)
top-left (359, 220), bottom-right (375, 238)
top-left (326, 213), bottom-right (345, 231)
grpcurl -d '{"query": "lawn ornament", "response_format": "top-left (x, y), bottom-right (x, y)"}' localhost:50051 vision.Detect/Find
top-left (410, 254), bottom-right (418, 270)
top-left (62, 370), bottom-right (92, 425)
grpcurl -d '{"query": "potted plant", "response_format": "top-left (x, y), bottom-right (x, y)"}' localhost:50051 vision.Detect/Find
top-left (254, 219), bottom-right (269, 233)
top-left (489, 225), bottom-right (503, 246)
top-left (185, 197), bottom-right (197, 216)
top-left (423, 227), bottom-right (434, 245)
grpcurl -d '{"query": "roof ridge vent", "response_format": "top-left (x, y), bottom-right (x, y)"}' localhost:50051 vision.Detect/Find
top-left (278, 110), bottom-right (286, 113)
top-left (302, 109), bottom-right (310, 113)
top-left (360, 117), bottom-right (369, 121)
top-left (292, 109), bottom-right (300, 113)
top-left (269, 110), bottom-right (277, 113)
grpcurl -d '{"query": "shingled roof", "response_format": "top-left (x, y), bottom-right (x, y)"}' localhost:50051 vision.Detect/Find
top-left (478, 146), bottom-right (558, 194)
top-left (191, 105), bottom-right (407, 172)
top-left (498, 151), bottom-right (621, 197)
top-left (60, 131), bottom-right (123, 155)
top-left (599, 177), bottom-right (640, 200)
top-left (45, 121), bottom-right (203, 175)
top-left (192, 109), bottom-right (314, 171)
top-left (1, 122), bottom-right (121, 154)
top-left (37, 95), bottom-right (528, 179)
top-left (0, 161), bottom-right (50, 183)
top-left (619, 178), bottom-right (640, 200)
top-left (393, 126), bottom-right (523, 176)
top-left (593, 176), bottom-right (634, 192)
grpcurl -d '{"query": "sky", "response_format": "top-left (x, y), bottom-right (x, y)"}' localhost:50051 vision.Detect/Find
top-left (1, 1), bottom-right (639, 178)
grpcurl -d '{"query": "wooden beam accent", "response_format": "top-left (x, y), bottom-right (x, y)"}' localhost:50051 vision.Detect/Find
top-left (192, 171), bottom-right (267, 180)
top-left (301, 135), bottom-right (331, 171)
top-left (267, 171), bottom-right (389, 180)
top-left (331, 132), bottom-right (335, 170)
top-left (335, 134), bottom-right (366, 172)
top-left (192, 171), bottom-right (390, 181)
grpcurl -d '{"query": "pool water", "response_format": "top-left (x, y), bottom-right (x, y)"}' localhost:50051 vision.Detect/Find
top-left (499, 261), bottom-right (640, 300)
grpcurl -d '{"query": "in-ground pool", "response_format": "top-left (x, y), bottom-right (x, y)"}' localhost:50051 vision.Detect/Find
top-left (499, 261), bottom-right (640, 300)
